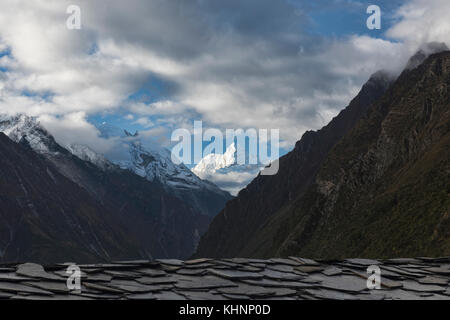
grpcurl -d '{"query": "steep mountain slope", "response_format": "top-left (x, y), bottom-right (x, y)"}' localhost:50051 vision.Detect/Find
top-left (0, 116), bottom-right (213, 261)
top-left (196, 51), bottom-right (450, 259)
top-left (195, 70), bottom-right (394, 258)
top-left (0, 133), bottom-right (141, 264)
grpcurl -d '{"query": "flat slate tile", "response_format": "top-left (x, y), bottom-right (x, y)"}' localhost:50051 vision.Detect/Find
top-left (402, 280), bottom-right (446, 293)
top-left (289, 257), bottom-right (320, 266)
top-left (25, 281), bottom-right (69, 294)
top-left (267, 264), bottom-right (295, 273)
top-left (83, 282), bottom-right (125, 294)
top-left (0, 281), bottom-right (54, 296)
top-left (184, 258), bottom-right (212, 265)
top-left (294, 266), bottom-right (324, 273)
top-left (322, 267), bottom-right (343, 276)
top-left (176, 268), bottom-right (208, 276)
top-left (0, 273), bottom-right (33, 282)
top-left (418, 276), bottom-right (449, 285)
top-left (136, 276), bottom-right (178, 285)
top-left (208, 269), bottom-right (263, 280)
top-left (269, 258), bottom-right (301, 266)
top-left (156, 259), bottom-right (184, 267)
top-left (260, 269), bottom-right (304, 281)
top-left (107, 280), bottom-right (163, 293)
top-left (312, 275), bottom-right (368, 293)
top-left (126, 292), bottom-right (157, 300)
top-left (304, 288), bottom-right (358, 300)
top-left (345, 259), bottom-right (380, 266)
top-left (218, 284), bottom-right (296, 298)
top-left (243, 279), bottom-right (315, 289)
top-left (178, 290), bottom-right (227, 300)
top-left (153, 291), bottom-right (186, 300)
top-left (424, 267), bottom-right (450, 276)
top-left (175, 276), bottom-right (237, 290)
top-left (137, 268), bottom-right (167, 277)
top-left (16, 263), bottom-right (62, 280)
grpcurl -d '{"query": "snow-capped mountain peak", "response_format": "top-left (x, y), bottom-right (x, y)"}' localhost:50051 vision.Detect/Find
top-left (192, 143), bottom-right (236, 178)
top-left (96, 123), bottom-right (222, 192)
top-left (0, 114), bottom-right (58, 154)
top-left (66, 143), bottom-right (113, 170)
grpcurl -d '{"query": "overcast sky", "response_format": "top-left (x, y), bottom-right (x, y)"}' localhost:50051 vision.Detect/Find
top-left (1, 0), bottom-right (449, 192)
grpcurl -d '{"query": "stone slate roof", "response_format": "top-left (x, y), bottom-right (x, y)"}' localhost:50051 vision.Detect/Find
top-left (0, 257), bottom-right (449, 300)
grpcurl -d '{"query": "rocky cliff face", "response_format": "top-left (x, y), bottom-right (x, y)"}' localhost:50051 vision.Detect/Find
top-left (0, 133), bottom-right (141, 263)
top-left (196, 51), bottom-right (450, 259)
top-left (195, 70), bottom-right (395, 258)
top-left (0, 118), bottom-right (213, 263)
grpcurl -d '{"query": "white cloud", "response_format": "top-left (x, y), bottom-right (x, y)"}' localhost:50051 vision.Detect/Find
top-left (0, 0), bottom-right (449, 194)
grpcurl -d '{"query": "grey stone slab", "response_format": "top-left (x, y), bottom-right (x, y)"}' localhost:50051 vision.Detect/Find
top-left (178, 290), bottom-right (227, 300)
top-left (243, 279), bottom-right (315, 289)
top-left (289, 257), bottom-right (320, 266)
top-left (153, 291), bottom-right (186, 300)
top-left (345, 259), bottom-right (380, 266)
top-left (217, 285), bottom-right (275, 298)
top-left (107, 280), bottom-right (163, 293)
top-left (136, 276), bottom-right (177, 285)
top-left (78, 263), bottom-right (142, 269)
top-left (222, 293), bottom-right (251, 300)
top-left (104, 270), bottom-right (142, 279)
top-left (269, 258), bottom-right (301, 266)
top-left (74, 292), bottom-right (122, 299)
top-left (304, 288), bottom-right (358, 300)
top-left (260, 269), bottom-right (304, 281)
top-left (418, 276), bottom-right (449, 285)
top-left (424, 267), bottom-right (450, 276)
top-left (184, 258), bottom-right (212, 265)
top-left (311, 274), bottom-right (368, 293)
top-left (236, 265), bottom-right (263, 272)
top-left (137, 268), bottom-right (167, 277)
top-left (84, 273), bottom-right (113, 282)
top-left (294, 265), bottom-right (324, 273)
top-left (402, 280), bottom-right (446, 293)
top-left (176, 268), bottom-right (208, 276)
top-left (25, 281), bottom-right (69, 294)
top-left (214, 260), bottom-right (239, 268)
top-left (156, 259), bottom-right (184, 266)
top-left (381, 265), bottom-right (426, 278)
top-left (385, 258), bottom-right (421, 264)
top-left (175, 276), bottom-right (237, 290)
top-left (16, 263), bottom-right (62, 280)
top-left (112, 260), bottom-right (151, 265)
top-left (383, 289), bottom-right (424, 300)
top-left (322, 267), bottom-right (343, 276)
top-left (0, 281), bottom-right (54, 296)
top-left (10, 294), bottom-right (92, 300)
top-left (208, 269), bottom-right (263, 280)
top-left (0, 272), bottom-right (33, 282)
top-left (0, 292), bottom-right (14, 299)
top-left (183, 263), bottom-right (215, 269)
top-left (83, 282), bottom-right (125, 294)
top-left (218, 284), bottom-right (296, 298)
top-left (126, 292), bottom-right (157, 300)
top-left (248, 263), bottom-right (267, 269)
top-left (267, 264), bottom-right (295, 273)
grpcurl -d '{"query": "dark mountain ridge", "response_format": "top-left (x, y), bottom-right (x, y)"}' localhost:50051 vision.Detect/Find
top-left (0, 129), bottom-right (211, 263)
top-left (195, 50), bottom-right (450, 259)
